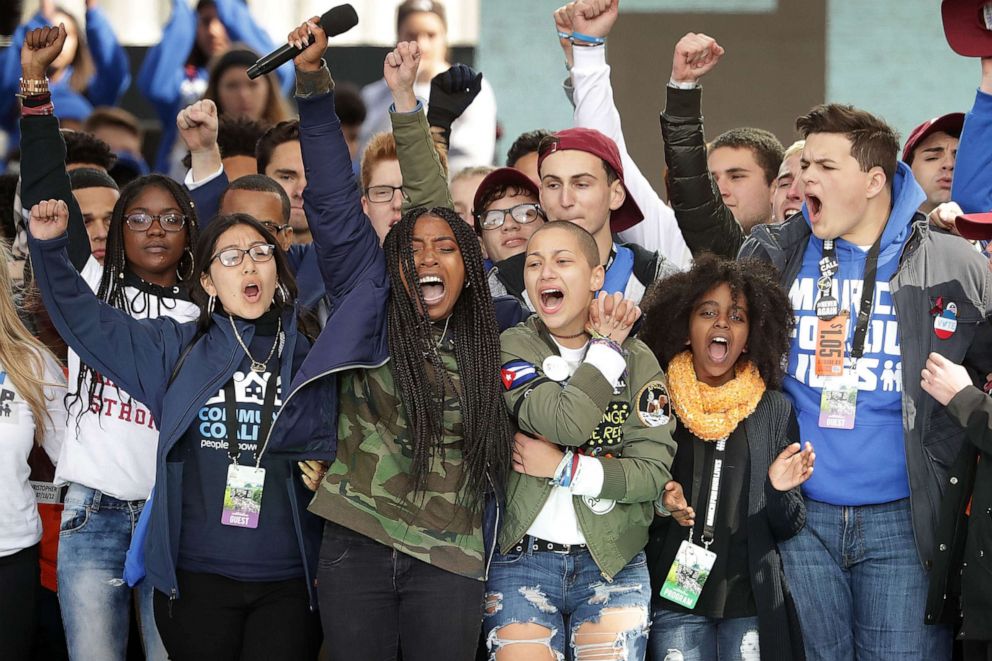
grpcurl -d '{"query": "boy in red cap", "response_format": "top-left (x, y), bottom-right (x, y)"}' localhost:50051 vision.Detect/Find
top-left (902, 113), bottom-right (964, 215)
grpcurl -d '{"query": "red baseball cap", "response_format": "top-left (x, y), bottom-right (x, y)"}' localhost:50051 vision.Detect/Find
top-left (536, 127), bottom-right (644, 233)
top-left (955, 212), bottom-right (992, 240)
top-left (942, 0), bottom-right (992, 57)
top-left (902, 113), bottom-right (965, 163)
top-left (472, 168), bottom-right (539, 214)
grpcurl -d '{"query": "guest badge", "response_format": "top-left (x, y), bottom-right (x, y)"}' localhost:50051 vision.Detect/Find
top-left (221, 464), bottom-right (266, 529)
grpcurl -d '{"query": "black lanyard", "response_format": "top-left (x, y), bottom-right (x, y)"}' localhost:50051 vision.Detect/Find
top-left (690, 437), bottom-right (727, 550)
top-left (225, 368), bottom-right (278, 466)
top-left (815, 231), bottom-right (885, 361)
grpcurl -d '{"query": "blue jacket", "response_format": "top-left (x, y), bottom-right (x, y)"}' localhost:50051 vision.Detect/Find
top-left (188, 172), bottom-right (326, 314)
top-left (1, 8), bottom-right (130, 160)
top-left (138, 0), bottom-right (295, 174)
top-left (27, 88), bottom-right (387, 606)
top-left (952, 88), bottom-right (992, 214)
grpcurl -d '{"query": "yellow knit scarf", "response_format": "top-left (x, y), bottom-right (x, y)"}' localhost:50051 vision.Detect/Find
top-left (666, 351), bottom-right (766, 441)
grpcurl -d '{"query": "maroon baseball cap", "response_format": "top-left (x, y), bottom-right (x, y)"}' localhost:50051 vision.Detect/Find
top-left (955, 212), bottom-right (992, 240)
top-left (901, 113), bottom-right (965, 163)
top-left (536, 127), bottom-right (644, 233)
top-left (472, 167), bottom-right (539, 215)
top-left (942, 0), bottom-right (992, 57)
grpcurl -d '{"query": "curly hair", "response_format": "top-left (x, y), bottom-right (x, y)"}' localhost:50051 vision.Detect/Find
top-left (639, 253), bottom-right (794, 389)
top-left (382, 206), bottom-right (512, 503)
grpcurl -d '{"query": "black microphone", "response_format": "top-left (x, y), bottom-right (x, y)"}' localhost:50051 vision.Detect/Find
top-left (246, 4), bottom-right (359, 80)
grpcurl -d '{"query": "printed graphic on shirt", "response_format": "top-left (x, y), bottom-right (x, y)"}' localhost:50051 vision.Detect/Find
top-left (585, 401), bottom-right (630, 456)
top-left (75, 372), bottom-right (158, 430)
top-left (636, 380), bottom-right (671, 427)
top-left (501, 359), bottom-right (538, 390)
top-left (197, 371), bottom-right (282, 455)
top-left (788, 276), bottom-right (901, 395)
top-left (0, 371), bottom-right (20, 423)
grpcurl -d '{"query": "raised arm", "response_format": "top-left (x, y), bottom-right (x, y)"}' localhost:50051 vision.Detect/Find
top-left (176, 99), bottom-right (228, 225)
top-left (19, 26), bottom-right (97, 271)
top-left (0, 14), bottom-right (47, 133)
top-left (81, 2), bottom-right (131, 106)
top-left (291, 19), bottom-right (387, 306)
top-left (661, 33), bottom-right (745, 259)
top-left (950, 58), bottom-right (992, 215)
top-left (560, 0), bottom-right (692, 268)
top-left (137, 0), bottom-right (194, 112)
top-left (386, 42), bottom-right (453, 211)
top-left (27, 199), bottom-right (184, 413)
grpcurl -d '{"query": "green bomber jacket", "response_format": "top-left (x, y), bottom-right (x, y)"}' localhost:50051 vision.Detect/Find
top-left (499, 316), bottom-right (676, 578)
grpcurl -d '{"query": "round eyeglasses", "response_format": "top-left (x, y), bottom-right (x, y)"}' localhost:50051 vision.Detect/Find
top-left (476, 203), bottom-right (544, 231)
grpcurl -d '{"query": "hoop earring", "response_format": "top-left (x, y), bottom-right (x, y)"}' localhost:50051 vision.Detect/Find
top-left (207, 294), bottom-right (216, 317)
top-left (179, 248), bottom-right (195, 281)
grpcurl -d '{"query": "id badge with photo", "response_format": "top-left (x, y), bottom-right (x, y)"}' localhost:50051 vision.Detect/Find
top-left (221, 464), bottom-right (265, 529)
top-left (659, 540), bottom-right (717, 610)
top-left (818, 371), bottom-right (858, 429)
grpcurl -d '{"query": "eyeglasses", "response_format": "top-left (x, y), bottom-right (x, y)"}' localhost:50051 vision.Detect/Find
top-left (364, 185), bottom-right (408, 204)
top-left (260, 221), bottom-right (292, 235)
top-left (124, 213), bottom-right (188, 233)
top-left (210, 243), bottom-right (276, 267)
top-left (477, 203), bottom-right (544, 231)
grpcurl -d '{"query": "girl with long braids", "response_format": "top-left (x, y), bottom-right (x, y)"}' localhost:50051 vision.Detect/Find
top-left (638, 255), bottom-right (812, 661)
top-left (271, 21), bottom-right (525, 660)
top-left (17, 27), bottom-right (198, 661)
top-left (0, 241), bottom-right (66, 661)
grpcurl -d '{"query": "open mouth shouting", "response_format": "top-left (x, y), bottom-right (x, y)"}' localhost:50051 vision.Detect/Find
top-left (707, 334), bottom-right (731, 364)
top-left (419, 274), bottom-right (446, 306)
top-left (539, 287), bottom-right (565, 315)
top-left (242, 279), bottom-right (262, 304)
top-left (805, 194), bottom-right (823, 224)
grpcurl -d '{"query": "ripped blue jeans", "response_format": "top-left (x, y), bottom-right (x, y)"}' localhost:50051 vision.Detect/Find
top-left (483, 539), bottom-right (650, 660)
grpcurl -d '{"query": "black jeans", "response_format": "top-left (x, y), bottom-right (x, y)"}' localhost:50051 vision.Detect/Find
top-left (317, 521), bottom-right (485, 661)
top-left (152, 570), bottom-right (320, 661)
top-left (0, 545), bottom-right (39, 661)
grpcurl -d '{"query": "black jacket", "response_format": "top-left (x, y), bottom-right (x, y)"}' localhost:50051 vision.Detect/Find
top-left (926, 385), bottom-right (992, 641)
top-left (660, 85), bottom-right (746, 260)
top-left (647, 390), bottom-right (806, 661)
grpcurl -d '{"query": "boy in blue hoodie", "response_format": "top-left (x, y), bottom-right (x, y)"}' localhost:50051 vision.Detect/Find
top-left (740, 103), bottom-right (992, 661)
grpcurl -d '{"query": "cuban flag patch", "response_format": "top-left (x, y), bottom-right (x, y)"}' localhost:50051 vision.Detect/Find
top-left (501, 360), bottom-right (538, 391)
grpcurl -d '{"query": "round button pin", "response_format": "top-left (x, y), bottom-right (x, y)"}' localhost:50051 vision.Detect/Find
top-left (543, 355), bottom-right (571, 382)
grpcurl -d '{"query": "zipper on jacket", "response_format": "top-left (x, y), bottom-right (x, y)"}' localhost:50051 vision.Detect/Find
top-left (168, 589), bottom-right (177, 617)
top-left (256, 357), bottom-right (390, 462)
top-left (484, 472), bottom-right (501, 580)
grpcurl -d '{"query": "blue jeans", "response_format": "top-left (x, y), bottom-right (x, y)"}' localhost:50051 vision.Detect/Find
top-left (483, 539), bottom-right (651, 660)
top-left (57, 483), bottom-right (167, 661)
top-left (649, 610), bottom-right (760, 661)
top-left (779, 497), bottom-right (951, 661)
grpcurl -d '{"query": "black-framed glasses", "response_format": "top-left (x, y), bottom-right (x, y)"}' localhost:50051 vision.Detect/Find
top-left (260, 221), bottom-right (292, 235)
top-left (364, 185), bottom-right (408, 204)
top-left (210, 243), bottom-right (276, 267)
top-left (124, 213), bottom-right (187, 233)
top-left (476, 203), bottom-right (545, 230)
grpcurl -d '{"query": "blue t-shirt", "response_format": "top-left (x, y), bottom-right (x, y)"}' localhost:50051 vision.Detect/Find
top-left (175, 318), bottom-right (302, 581)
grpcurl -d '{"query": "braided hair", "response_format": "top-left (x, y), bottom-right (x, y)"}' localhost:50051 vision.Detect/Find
top-left (382, 206), bottom-right (512, 504)
top-left (71, 175), bottom-right (199, 420)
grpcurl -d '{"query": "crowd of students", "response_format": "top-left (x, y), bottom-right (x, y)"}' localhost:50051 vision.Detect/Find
top-left (2, 0), bottom-right (992, 660)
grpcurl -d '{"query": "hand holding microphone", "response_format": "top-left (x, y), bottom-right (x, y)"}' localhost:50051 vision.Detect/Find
top-left (247, 4), bottom-right (359, 79)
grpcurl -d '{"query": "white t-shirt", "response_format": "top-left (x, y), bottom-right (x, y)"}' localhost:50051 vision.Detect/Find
top-left (54, 258), bottom-right (199, 501)
top-left (0, 351), bottom-right (66, 557)
top-left (526, 339), bottom-right (623, 545)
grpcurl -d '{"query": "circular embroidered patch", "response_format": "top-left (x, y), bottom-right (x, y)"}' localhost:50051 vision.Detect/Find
top-left (636, 380), bottom-right (671, 427)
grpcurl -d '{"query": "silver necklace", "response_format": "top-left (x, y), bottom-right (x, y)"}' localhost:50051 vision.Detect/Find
top-left (229, 314), bottom-right (282, 373)
top-left (435, 315), bottom-right (452, 348)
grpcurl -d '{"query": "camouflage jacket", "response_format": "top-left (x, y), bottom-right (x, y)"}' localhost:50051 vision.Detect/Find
top-left (309, 335), bottom-right (485, 580)
top-left (499, 316), bottom-right (676, 579)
